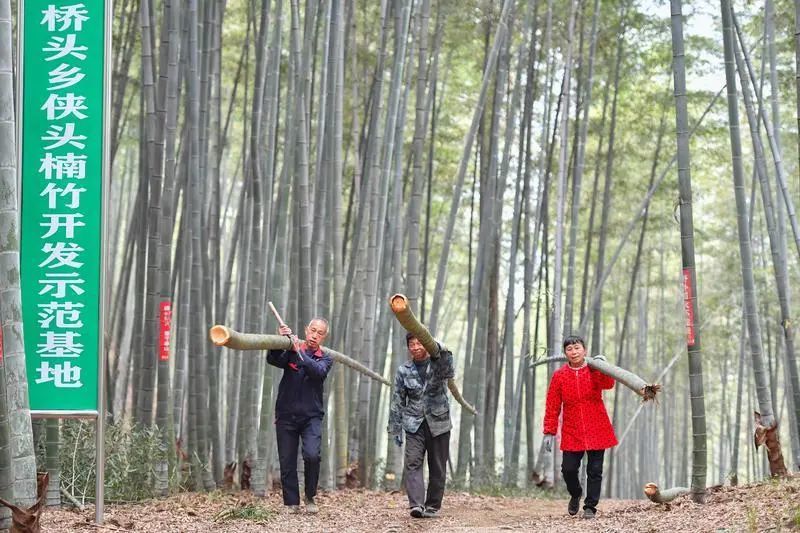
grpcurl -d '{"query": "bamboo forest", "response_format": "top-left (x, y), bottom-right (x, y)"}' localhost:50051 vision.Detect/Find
top-left (1, 0), bottom-right (800, 530)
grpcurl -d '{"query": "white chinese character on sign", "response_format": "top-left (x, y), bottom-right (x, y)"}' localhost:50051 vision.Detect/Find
top-left (37, 331), bottom-right (83, 358)
top-left (48, 64), bottom-right (85, 91)
top-left (35, 361), bottom-right (83, 388)
top-left (41, 93), bottom-right (88, 120)
top-left (38, 302), bottom-right (84, 328)
top-left (40, 213), bottom-right (85, 239)
top-left (43, 35), bottom-right (88, 61)
top-left (39, 242), bottom-right (84, 269)
top-left (42, 124), bottom-right (86, 150)
top-left (41, 4), bottom-right (90, 32)
top-left (39, 273), bottom-right (85, 298)
top-left (39, 153), bottom-right (87, 180)
top-left (41, 182), bottom-right (86, 209)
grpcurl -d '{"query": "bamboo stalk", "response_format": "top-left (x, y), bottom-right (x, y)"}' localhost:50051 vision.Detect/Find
top-left (643, 482), bottom-right (689, 503)
top-left (529, 355), bottom-right (661, 401)
top-left (209, 325), bottom-right (390, 386)
top-left (388, 294), bottom-right (477, 415)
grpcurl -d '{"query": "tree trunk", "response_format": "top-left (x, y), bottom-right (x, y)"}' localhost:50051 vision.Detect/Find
top-left (669, 0), bottom-right (708, 502)
top-left (0, 0), bottom-right (37, 503)
top-left (720, 0), bottom-right (786, 477)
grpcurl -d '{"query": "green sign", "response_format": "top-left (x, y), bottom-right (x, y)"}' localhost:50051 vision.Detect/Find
top-left (20, 2), bottom-right (106, 412)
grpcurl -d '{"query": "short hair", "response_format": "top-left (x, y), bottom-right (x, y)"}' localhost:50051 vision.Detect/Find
top-left (308, 317), bottom-right (329, 334)
top-left (563, 335), bottom-right (585, 351)
top-left (405, 332), bottom-right (416, 346)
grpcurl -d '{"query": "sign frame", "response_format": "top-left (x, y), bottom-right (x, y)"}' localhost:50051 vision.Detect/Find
top-left (15, 0), bottom-right (110, 523)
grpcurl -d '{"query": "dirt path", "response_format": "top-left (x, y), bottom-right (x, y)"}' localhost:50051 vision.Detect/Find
top-left (43, 476), bottom-right (800, 532)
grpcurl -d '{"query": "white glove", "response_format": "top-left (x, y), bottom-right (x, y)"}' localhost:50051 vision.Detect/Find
top-left (593, 354), bottom-right (607, 363)
top-left (543, 434), bottom-right (554, 452)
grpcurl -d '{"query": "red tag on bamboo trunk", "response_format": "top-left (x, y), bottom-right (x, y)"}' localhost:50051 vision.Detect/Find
top-left (159, 301), bottom-right (172, 361)
top-left (682, 268), bottom-right (695, 346)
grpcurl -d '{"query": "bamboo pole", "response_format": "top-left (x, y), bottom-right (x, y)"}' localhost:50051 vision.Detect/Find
top-left (530, 355), bottom-right (661, 401)
top-left (389, 294), bottom-right (477, 415)
top-left (209, 325), bottom-right (390, 386)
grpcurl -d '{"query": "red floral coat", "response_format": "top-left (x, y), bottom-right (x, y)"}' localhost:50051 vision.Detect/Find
top-left (543, 363), bottom-right (618, 452)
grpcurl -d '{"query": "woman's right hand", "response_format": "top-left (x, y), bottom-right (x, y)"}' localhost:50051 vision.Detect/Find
top-left (543, 434), bottom-right (554, 452)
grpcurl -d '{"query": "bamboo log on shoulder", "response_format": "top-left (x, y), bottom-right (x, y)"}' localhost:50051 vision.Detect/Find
top-left (530, 355), bottom-right (661, 401)
top-left (389, 294), bottom-right (477, 416)
top-left (209, 325), bottom-right (391, 386)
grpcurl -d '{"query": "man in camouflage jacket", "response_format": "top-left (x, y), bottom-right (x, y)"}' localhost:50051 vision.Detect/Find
top-left (388, 333), bottom-right (455, 518)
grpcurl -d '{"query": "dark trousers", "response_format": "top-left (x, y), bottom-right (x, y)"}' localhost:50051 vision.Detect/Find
top-left (562, 449), bottom-right (605, 511)
top-left (404, 421), bottom-right (450, 511)
top-left (275, 415), bottom-right (322, 505)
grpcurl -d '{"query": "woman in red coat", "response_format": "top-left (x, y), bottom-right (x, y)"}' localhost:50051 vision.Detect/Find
top-left (543, 335), bottom-right (617, 519)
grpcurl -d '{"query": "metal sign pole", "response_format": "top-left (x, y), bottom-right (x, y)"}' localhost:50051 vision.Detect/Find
top-left (95, 0), bottom-right (113, 524)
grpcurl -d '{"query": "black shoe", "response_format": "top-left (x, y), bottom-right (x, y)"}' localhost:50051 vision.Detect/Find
top-left (568, 496), bottom-right (580, 516)
top-left (583, 507), bottom-right (596, 519)
top-left (422, 507), bottom-right (440, 518)
top-left (410, 506), bottom-right (424, 518)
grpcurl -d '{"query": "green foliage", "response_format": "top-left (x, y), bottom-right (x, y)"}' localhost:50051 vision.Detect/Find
top-left (214, 503), bottom-right (276, 524)
top-left (790, 505), bottom-right (800, 529)
top-left (746, 506), bottom-right (758, 532)
top-left (60, 420), bottom-right (167, 503)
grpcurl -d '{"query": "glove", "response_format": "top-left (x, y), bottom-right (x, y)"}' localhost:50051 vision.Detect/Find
top-left (543, 434), bottom-right (554, 452)
top-left (593, 354), bottom-right (607, 363)
top-left (393, 434), bottom-right (403, 447)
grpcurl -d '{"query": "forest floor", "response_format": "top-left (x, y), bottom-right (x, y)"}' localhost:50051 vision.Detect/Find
top-left (43, 474), bottom-right (800, 532)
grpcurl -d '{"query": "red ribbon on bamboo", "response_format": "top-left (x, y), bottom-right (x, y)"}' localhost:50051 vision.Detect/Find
top-left (682, 268), bottom-right (695, 346)
top-left (159, 300), bottom-right (172, 361)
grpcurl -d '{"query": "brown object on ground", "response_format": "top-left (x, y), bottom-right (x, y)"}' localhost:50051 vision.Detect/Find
top-left (644, 482), bottom-right (691, 504)
top-left (239, 459), bottom-right (252, 491)
top-left (345, 461), bottom-right (360, 489)
top-left (530, 355), bottom-right (661, 401)
top-left (0, 472), bottom-right (49, 533)
top-left (208, 325), bottom-right (390, 386)
top-left (223, 462), bottom-right (237, 490)
top-left (388, 293), bottom-right (477, 415)
top-left (754, 411), bottom-right (788, 477)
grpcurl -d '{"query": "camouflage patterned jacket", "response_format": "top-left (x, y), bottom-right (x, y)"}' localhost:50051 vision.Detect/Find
top-left (388, 345), bottom-right (455, 438)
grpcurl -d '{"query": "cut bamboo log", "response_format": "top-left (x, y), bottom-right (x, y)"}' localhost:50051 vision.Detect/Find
top-left (209, 325), bottom-right (390, 386)
top-left (388, 294), bottom-right (477, 416)
top-left (644, 482), bottom-right (690, 503)
top-left (529, 355), bottom-right (661, 401)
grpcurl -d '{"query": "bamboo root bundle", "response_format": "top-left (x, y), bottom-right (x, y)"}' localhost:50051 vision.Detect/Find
top-left (209, 325), bottom-right (391, 386)
top-left (389, 294), bottom-right (477, 416)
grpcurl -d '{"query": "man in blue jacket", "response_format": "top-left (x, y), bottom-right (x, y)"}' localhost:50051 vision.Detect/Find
top-left (267, 317), bottom-right (333, 514)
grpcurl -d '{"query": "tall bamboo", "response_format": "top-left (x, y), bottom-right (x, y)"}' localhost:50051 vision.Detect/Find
top-left (668, 0), bottom-right (707, 502)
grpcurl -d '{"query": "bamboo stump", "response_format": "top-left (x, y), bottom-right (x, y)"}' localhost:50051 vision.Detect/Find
top-left (0, 472), bottom-right (48, 533)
